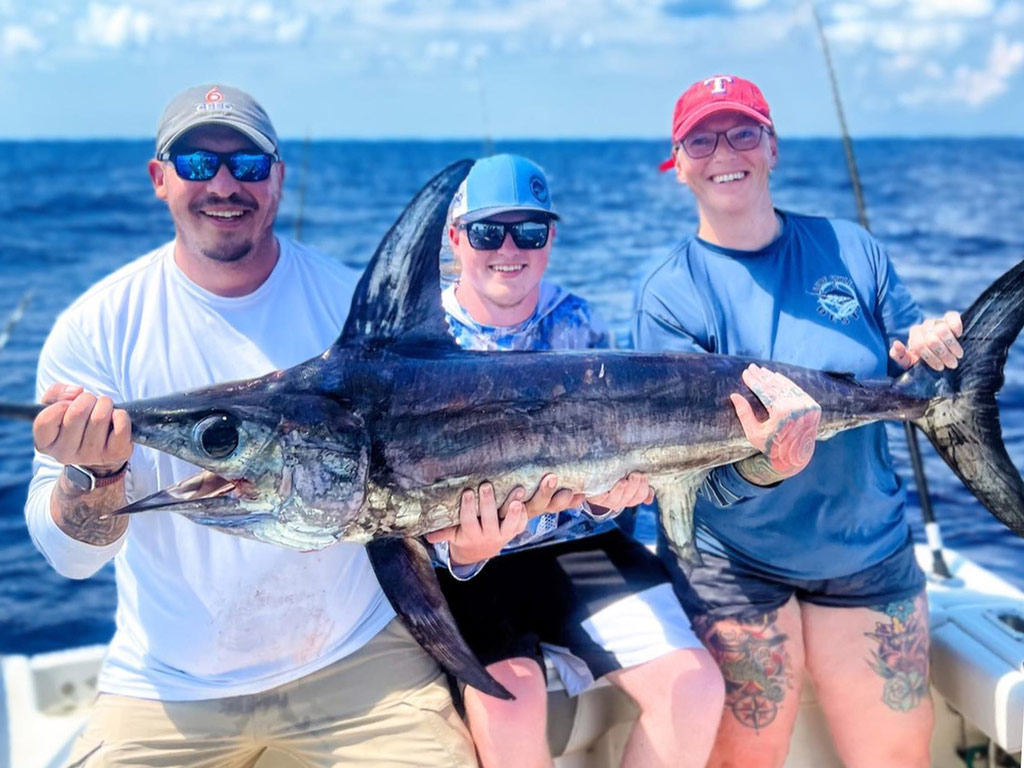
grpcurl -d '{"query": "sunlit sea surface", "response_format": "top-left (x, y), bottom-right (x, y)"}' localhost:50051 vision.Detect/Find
top-left (1, 139), bottom-right (1022, 654)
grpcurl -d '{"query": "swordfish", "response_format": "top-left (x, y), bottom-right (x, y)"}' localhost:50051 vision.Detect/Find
top-left (3, 159), bottom-right (1024, 700)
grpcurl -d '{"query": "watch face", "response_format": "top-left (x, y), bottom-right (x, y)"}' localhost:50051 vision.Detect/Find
top-left (64, 464), bottom-right (95, 492)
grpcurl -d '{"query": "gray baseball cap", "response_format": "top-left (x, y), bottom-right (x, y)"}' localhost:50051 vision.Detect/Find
top-left (155, 84), bottom-right (279, 159)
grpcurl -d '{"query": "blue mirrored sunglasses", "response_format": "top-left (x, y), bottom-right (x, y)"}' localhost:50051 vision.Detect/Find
top-left (163, 149), bottom-right (277, 182)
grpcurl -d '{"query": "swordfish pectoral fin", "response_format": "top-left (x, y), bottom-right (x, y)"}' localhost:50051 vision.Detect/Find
top-left (365, 536), bottom-right (514, 701)
top-left (655, 473), bottom-right (707, 578)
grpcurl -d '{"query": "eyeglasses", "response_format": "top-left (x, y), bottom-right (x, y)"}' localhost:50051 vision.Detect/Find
top-left (162, 150), bottom-right (277, 182)
top-left (677, 124), bottom-right (772, 160)
top-left (461, 218), bottom-right (552, 250)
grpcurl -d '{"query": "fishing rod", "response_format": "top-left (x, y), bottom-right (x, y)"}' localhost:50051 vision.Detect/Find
top-left (810, 2), bottom-right (952, 579)
top-left (478, 79), bottom-right (495, 157)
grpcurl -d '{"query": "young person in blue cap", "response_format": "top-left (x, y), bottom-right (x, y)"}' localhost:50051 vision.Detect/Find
top-left (428, 154), bottom-right (724, 768)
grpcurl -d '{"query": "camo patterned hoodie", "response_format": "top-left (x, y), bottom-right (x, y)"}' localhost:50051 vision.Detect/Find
top-left (434, 280), bottom-right (617, 579)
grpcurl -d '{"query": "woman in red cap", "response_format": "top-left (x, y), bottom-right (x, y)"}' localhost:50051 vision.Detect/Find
top-left (634, 74), bottom-right (965, 767)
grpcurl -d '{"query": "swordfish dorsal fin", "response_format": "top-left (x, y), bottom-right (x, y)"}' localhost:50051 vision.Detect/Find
top-left (337, 159), bottom-right (475, 349)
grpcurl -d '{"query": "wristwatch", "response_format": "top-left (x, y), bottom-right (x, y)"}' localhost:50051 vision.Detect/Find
top-left (63, 462), bottom-right (129, 493)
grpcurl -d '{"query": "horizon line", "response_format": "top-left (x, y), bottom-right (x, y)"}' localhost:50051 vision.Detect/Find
top-left (1, 133), bottom-right (1022, 143)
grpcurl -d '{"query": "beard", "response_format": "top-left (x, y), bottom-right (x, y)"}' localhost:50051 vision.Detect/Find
top-left (200, 239), bottom-right (254, 263)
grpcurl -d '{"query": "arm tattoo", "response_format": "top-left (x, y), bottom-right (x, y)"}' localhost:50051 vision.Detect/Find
top-left (696, 611), bottom-right (794, 731)
top-left (52, 475), bottom-right (128, 546)
top-left (737, 409), bottom-right (818, 485)
top-left (865, 597), bottom-right (929, 712)
top-left (736, 454), bottom-right (785, 486)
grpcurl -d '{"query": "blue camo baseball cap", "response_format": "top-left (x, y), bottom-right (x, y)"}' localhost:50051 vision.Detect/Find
top-left (449, 154), bottom-right (559, 224)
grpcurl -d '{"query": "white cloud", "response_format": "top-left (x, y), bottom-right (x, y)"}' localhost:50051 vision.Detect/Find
top-left (828, 18), bottom-right (965, 52)
top-left (951, 33), bottom-right (1024, 104)
top-left (424, 40), bottom-right (459, 60)
top-left (247, 2), bottom-right (274, 23)
top-left (832, 3), bottom-right (869, 22)
top-left (907, 0), bottom-right (993, 20)
top-left (76, 4), bottom-right (153, 48)
top-left (8, 0), bottom-right (1019, 122)
top-left (1, 24), bottom-right (42, 56)
top-left (276, 15), bottom-right (307, 43)
top-left (901, 33), bottom-right (1024, 106)
top-left (884, 52), bottom-right (919, 71)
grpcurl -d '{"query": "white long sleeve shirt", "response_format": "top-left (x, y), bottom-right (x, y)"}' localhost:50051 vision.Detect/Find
top-left (25, 237), bottom-right (395, 701)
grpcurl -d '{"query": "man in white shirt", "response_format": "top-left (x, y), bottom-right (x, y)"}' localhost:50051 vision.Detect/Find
top-left (25, 84), bottom-right (481, 767)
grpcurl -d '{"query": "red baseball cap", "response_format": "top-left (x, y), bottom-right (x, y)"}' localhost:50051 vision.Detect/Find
top-left (658, 75), bottom-right (773, 171)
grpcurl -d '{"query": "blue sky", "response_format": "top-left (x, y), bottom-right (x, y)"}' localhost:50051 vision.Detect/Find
top-left (0, 0), bottom-right (1021, 139)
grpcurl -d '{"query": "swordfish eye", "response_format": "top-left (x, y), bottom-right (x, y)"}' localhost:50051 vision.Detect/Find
top-left (192, 412), bottom-right (240, 459)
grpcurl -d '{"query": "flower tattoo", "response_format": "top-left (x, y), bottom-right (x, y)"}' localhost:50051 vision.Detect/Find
top-left (865, 597), bottom-right (929, 712)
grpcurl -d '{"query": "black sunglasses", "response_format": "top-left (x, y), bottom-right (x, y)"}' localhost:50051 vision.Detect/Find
top-left (678, 124), bottom-right (772, 159)
top-left (461, 218), bottom-right (552, 250)
top-left (163, 149), bottom-right (277, 182)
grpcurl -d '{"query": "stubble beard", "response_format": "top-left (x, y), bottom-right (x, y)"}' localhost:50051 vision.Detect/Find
top-left (200, 239), bottom-right (254, 263)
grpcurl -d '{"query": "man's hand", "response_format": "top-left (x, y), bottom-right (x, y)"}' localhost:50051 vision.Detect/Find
top-left (426, 483), bottom-right (528, 566)
top-left (730, 364), bottom-right (821, 486)
top-left (34, 383), bottom-right (132, 473)
top-left (33, 383), bottom-right (133, 546)
top-left (889, 311), bottom-right (963, 371)
top-left (586, 472), bottom-right (654, 515)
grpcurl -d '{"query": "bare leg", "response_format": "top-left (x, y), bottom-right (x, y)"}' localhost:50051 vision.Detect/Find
top-left (463, 657), bottom-right (552, 768)
top-left (803, 593), bottom-right (933, 767)
top-left (698, 597), bottom-right (805, 768)
top-left (606, 647), bottom-right (724, 768)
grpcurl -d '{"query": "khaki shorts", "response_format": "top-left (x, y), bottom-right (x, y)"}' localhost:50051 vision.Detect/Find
top-left (65, 619), bottom-right (477, 768)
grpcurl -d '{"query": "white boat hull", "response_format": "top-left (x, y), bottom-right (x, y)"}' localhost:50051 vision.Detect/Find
top-left (3, 546), bottom-right (1023, 768)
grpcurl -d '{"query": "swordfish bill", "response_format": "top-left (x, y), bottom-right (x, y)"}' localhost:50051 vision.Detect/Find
top-left (3, 159), bottom-right (1024, 699)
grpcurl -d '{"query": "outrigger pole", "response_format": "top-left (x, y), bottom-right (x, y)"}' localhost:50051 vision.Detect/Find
top-left (294, 131), bottom-right (312, 243)
top-left (810, 3), bottom-right (953, 579)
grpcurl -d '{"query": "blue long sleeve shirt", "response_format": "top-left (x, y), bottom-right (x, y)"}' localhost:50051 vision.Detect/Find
top-left (633, 211), bottom-right (922, 580)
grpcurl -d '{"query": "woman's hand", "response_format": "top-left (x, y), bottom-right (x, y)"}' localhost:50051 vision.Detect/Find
top-left (890, 311), bottom-right (963, 371)
top-left (730, 364), bottom-right (821, 486)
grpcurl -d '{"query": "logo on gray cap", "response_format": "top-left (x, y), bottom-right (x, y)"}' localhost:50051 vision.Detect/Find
top-left (155, 84), bottom-right (279, 160)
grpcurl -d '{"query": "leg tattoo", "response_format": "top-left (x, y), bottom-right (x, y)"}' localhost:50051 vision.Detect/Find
top-left (864, 598), bottom-right (929, 712)
top-left (698, 612), bottom-right (794, 732)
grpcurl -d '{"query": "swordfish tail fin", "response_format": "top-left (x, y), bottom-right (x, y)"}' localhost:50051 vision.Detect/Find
top-left (365, 536), bottom-right (514, 700)
top-left (897, 258), bottom-right (1024, 537)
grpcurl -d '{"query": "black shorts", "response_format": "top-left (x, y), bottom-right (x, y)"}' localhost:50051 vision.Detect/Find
top-left (658, 531), bottom-right (926, 625)
top-left (439, 529), bottom-right (701, 688)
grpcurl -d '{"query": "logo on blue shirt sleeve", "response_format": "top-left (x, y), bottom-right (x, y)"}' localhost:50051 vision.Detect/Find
top-left (811, 275), bottom-right (862, 324)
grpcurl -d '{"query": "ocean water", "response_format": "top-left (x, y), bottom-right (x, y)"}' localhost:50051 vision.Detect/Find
top-left (1, 138), bottom-right (1023, 654)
